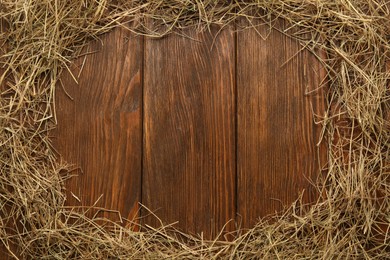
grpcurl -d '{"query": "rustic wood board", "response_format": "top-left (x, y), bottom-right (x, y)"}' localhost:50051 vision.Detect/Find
top-left (48, 23), bottom-right (326, 243)
top-left (142, 27), bottom-right (237, 238)
top-left (53, 28), bottom-right (143, 224)
top-left (237, 20), bottom-right (326, 227)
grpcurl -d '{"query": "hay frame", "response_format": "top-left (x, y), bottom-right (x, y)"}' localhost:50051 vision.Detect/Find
top-left (0, 0), bottom-right (389, 259)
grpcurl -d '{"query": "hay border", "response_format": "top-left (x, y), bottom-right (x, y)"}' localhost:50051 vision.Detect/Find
top-left (0, 1), bottom-right (389, 258)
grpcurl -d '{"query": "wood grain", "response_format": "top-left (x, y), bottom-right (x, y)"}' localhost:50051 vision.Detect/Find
top-left (53, 27), bottom-right (143, 224)
top-left (237, 21), bottom-right (326, 227)
top-left (143, 27), bottom-right (236, 238)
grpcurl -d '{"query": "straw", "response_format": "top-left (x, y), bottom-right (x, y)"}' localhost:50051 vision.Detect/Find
top-left (0, 0), bottom-right (389, 258)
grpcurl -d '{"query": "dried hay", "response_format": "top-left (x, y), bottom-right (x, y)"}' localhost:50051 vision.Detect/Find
top-left (0, 0), bottom-right (389, 259)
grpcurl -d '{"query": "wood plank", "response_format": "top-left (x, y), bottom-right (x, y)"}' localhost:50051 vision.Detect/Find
top-left (53, 27), bottom-right (142, 225)
top-left (143, 27), bottom-right (236, 238)
top-left (237, 21), bottom-right (326, 228)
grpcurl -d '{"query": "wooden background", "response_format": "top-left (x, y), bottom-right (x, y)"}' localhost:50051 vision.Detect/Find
top-left (49, 19), bottom-right (326, 243)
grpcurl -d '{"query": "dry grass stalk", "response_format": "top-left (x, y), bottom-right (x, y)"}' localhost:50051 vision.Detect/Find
top-left (0, 0), bottom-right (389, 259)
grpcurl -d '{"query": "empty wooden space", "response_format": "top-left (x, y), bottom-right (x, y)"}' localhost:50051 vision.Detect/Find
top-left (53, 22), bottom-right (326, 238)
top-left (53, 28), bottom-right (142, 223)
top-left (143, 27), bottom-right (236, 238)
top-left (237, 20), bottom-right (326, 227)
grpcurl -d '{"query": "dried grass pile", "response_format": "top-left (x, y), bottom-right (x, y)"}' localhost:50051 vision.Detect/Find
top-left (0, 0), bottom-right (389, 259)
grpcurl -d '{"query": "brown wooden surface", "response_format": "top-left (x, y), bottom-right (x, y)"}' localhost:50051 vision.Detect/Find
top-left (142, 27), bottom-right (236, 238)
top-left (53, 27), bottom-right (143, 223)
top-left (237, 21), bottom-right (326, 227)
top-left (46, 23), bottom-right (325, 246)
